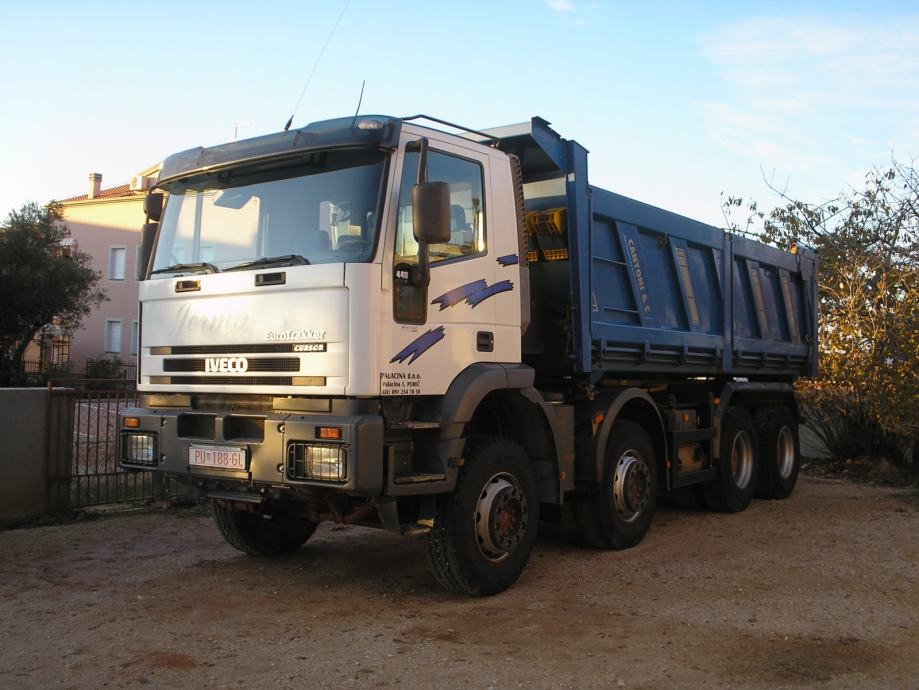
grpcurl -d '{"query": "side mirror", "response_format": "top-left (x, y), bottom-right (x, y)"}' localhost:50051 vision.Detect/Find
top-left (412, 182), bottom-right (451, 244)
top-left (143, 192), bottom-right (164, 222)
top-left (139, 222), bottom-right (158, 279)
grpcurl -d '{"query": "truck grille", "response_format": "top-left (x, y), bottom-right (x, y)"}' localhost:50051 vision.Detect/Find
top-left (163, 358), bottom-right (300, 372)
top-left (152, 343), bottom-right (325, 355)
top-left (149, 375), bottom-right (326, 386)
top-left (158, 376), bottom-right (295, 386)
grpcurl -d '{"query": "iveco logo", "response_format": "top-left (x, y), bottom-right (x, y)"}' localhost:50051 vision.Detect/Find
top-left (204, 357), bottom-right (249, 373)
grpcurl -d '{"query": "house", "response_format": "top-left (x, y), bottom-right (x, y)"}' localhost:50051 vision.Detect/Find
top-left (54, 166), bottom-right (159, 373)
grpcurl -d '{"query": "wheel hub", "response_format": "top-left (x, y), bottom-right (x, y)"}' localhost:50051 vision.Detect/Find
top-left (776, 426), bottom-right (795, 479)
top-left (612, 452), bottom-right (651, 523)
top-left (475, 474), bottom-right (528, 562)
top-left (730, 430), bottom-right (754, 489)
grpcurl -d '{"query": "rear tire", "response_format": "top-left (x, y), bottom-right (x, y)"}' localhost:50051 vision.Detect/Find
top-left (755, 406), bottom-right (800, 499)
top-left (212, 501), bottom-right (319, 556)
top-left (426, 435), bottom-right (539, 596)
top-left (574, 421), bottom-right (658, 549)
top-left (703, 408), bottom-right (758, 513)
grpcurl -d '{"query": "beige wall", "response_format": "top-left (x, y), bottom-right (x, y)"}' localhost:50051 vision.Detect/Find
top-left (62, 197), bottom-right (146, 369)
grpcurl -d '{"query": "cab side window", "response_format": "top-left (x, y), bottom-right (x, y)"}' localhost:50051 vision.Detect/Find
top-left (395, 150), bottom-right (485, 265)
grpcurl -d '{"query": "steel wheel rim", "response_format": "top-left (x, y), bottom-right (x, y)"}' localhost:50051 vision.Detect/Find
top-left (474, 472), bottom-right (528, 563)
top-left (730, 430), bottom-right (754, 489)
top-left (612, 451), bottom-right (651, 523)
top-left (776, 426), bottom-right (795, 479)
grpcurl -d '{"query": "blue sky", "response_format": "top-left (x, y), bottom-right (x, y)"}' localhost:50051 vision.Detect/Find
top-left (1, 0), bottom-right (917, 227)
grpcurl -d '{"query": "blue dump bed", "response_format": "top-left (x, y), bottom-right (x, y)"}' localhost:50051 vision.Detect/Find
top-left (487, 118), bottom-right (818, 380)
top-left (583, 190), bottom-right (817, 378)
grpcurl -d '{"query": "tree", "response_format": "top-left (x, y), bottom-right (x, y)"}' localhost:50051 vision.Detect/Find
top-left (0, 203), bottom-right (106, 383)
top-left (724, 162), bottom-right (918, 468)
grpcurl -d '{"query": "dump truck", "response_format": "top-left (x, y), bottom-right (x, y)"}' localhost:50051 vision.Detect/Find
top-left (120, 114), bottom-right (818, 595)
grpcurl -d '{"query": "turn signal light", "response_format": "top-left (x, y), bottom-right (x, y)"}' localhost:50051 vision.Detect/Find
top-left (317, 426), bottom-right (342, 441)
top-left (123, 416), bottom-right (141, 429)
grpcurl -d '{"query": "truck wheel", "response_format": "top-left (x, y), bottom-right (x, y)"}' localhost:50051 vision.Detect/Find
top-left (574, 421), bottom-right (658, 549)
top-left (755, 406), bottom-right (800, 500)
top-left (703, 408), bottom-right (759, 512)
top-left (425, 435), bottom-right (539, 596)
top-left (212, 501), bottom-right (319, 556)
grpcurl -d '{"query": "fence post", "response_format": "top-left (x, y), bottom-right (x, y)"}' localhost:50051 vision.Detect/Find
top-left (45, 385), bottom-right (75, 513)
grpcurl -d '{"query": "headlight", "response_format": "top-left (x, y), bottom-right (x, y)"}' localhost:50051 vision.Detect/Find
top-left (286, 442), bottom-right (347, 481)
top-left (122, 432), bottom-right (158, 466)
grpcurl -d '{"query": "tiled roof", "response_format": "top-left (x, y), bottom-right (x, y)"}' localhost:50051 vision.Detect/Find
top-left (57, 184), bottom-right (140, 203)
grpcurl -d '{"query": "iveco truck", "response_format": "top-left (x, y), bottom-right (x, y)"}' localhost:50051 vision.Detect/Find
top-left (120, 115), bottom-right (817, 595)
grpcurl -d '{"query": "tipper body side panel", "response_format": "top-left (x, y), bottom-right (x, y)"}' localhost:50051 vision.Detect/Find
top-left (490, 117), bottom-right (818, 380)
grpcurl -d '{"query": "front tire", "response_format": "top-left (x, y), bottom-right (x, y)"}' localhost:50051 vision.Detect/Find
top-left (703, 408), bottom-right (759, 513)
top-left (212, 501), bottom-right (319, 556)
top-left (574, 421), bottom-right (658, 549)
top-left (426, 435), bottom-right (539, 596)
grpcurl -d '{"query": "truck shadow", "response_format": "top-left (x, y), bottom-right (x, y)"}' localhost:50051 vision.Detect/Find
top-left (168, 499), bottom-right (719, 602)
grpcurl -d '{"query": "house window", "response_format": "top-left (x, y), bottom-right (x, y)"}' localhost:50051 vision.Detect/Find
top-left (105, 319), bottom-right (122, 354)
top-left (130, 320), bottom-right (139, 356)
top-left (135, 245), bottom-right (144, 280)
top-left (109, 246), bottom-right (126, 281)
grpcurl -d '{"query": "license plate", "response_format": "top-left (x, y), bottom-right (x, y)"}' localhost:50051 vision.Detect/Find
top-left (188, 444), bottom-right (247, 470)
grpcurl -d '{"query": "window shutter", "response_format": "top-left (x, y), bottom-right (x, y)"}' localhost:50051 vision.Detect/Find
top-left (109, 247), bottom-right (126, 280)
top-left (105, 320), bottom-right (122, 353)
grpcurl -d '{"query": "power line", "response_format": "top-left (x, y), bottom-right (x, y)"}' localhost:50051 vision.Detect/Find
top-left (284, 0), bottom-right (351, 131)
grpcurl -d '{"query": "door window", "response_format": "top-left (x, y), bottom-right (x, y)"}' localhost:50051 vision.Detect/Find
top-left (395, 150), bottom-right (486, 265)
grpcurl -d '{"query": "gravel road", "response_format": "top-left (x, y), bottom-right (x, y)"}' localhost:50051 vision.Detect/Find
top-left (1, 475), bottom-right (917, 689)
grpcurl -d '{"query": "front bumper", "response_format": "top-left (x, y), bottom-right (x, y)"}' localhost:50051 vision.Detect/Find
top-left (119, 407), bottom-right (384, 496)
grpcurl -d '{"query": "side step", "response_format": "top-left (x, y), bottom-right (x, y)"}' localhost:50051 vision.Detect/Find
top-left (669, 428), bottom-right (718, 490)
top-left (389, 421), bottom-right (441, 430)
top-left (671, 468), bottom-right (717, 489)
top-left (207, 490), bottom-right (263, 504)
top-left (393, 472), bottom-right (447, 484)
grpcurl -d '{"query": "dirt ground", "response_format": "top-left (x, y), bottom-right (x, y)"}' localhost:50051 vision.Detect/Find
top-left (1, 475), bottom-right (917, 690)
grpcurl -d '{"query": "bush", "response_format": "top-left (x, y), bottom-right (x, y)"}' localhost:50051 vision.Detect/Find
top-left (85, 356), bottom-right (130, 380)
top-left (725, 162), bottom-right (918, 470)
top-left (798, 383), bottom-right (915, 470)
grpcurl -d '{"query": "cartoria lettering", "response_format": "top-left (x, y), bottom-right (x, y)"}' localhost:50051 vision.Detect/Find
top-left (627, 238), bottom-right (652, 314)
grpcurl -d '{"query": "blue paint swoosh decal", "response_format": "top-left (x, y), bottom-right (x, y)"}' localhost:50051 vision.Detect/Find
top-left (466, 280), bottom-right (514, 307)
top-left (390, 326), bottom-right (446, 365)
top-left (431, 279), bottom-right (515, 311)
top-left (497, 254), bottom-right (519, 266)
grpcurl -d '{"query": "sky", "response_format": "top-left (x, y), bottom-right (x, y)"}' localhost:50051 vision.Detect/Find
top-left (1, 0), bottom-right (917, 227)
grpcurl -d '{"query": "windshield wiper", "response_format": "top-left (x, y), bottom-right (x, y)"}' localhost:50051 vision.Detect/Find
top-left (224, 254), bottom-right (311, 271)
top-left (150, 262), bottom-right (219, 275)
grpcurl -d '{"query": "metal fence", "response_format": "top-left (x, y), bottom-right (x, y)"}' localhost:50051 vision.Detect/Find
top-left (2, 360), bottom-right (137, 389)
top-left (46, 379), bottom-right (175, 511)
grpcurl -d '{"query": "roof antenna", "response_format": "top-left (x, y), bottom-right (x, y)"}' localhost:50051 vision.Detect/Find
top-left (283, 0), bottom-right (351, 131)
top-left (350, 80), bottom-right (366, 127)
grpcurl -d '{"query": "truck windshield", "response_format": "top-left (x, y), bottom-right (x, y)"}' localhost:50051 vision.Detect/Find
top-left (151, 148), bottom-right (387, 275)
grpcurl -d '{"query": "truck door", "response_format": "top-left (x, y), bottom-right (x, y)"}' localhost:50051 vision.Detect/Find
top-left (381, 141), bottom-right (499, 396)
